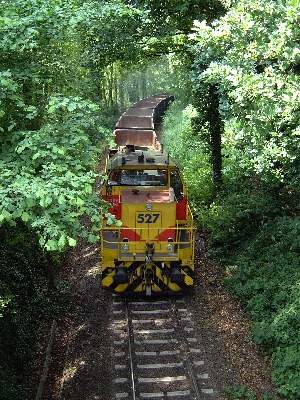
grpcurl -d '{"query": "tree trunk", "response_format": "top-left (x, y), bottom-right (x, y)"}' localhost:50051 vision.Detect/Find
top-left (108, 64), bottom-right (114, 107)
top-left (45, 253), bottom-right (56, 293)
top-left (140, 70), bottom-right (147, 99)
top-left (208, 84), bottom-right (223, 192)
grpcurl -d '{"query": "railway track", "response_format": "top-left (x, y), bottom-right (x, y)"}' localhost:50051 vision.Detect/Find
top-left (110, 297), bottom-right (215, 400)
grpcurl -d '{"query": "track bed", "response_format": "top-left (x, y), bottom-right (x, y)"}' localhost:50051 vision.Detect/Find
top-left (111, 297), bottom-right (215, 400)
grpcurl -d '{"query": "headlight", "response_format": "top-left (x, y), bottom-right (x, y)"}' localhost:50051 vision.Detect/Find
top-left (167, 243), bottom-right (174, 253)
top-left (122, 239), bottom-right (129, 252)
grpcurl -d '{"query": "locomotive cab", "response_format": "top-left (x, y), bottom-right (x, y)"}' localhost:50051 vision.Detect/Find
top-left (100, 146), bottom-right (195, 295)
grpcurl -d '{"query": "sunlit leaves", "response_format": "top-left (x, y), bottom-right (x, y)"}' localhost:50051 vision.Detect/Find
top-left (68, 237), bottom-right (76, 247)
top-left (47, 95), bottom-right (99, 116)
top-left (73, 1), bottom-right (146, 68)
top-left (163, 103), bottom-right (213, 211)
top-left (20, 212), bottom-right (29, 222)
top-left (0, 91), bottom-right (107, 251)
top-left (192, 0), bottom-right (300, 185)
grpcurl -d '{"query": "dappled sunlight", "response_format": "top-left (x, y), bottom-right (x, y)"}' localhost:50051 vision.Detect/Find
top-left (73, 323), bottom-right (87, 337)
top-left (72, 247), bottom-right (99, 263)
top-left (82, 245), bottom-right (96, 253)
top-left (82, 248), bottom-right (99, 259)
top-left (110, 318), bottom-right (127, 338)
top-left (61, 357), bottom-right (85, 384)
top-left (86, 264), bottom-right (101, 277)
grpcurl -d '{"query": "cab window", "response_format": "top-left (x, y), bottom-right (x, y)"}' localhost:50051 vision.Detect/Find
top-left (109, 169), bottom-right (168, 186)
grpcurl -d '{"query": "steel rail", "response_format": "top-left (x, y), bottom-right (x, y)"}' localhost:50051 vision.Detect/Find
top-left (124, 300), bottom-right (137, 400)
top-left (172, 300), bottom-right (202, 400)
top-left (185, 357), bottom-right (202, 400)
top-left (111, 298), bottom-right (208, 400)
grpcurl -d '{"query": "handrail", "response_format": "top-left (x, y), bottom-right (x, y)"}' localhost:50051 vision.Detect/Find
top-left (102, 225), bottom-right (195, 231)
top-left (102, 239), bottom-right (192, 245)
top-left (101, 225), bottom-right (195, 245)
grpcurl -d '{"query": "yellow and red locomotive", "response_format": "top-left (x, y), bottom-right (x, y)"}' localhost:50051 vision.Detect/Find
top-left (100, 95), bottom-right (195, 295)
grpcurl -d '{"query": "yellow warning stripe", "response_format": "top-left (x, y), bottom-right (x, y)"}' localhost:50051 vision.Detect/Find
top-left (101, 262), bottom-right (194, 293)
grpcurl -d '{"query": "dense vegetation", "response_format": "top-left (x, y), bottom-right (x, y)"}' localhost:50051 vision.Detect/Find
top-left (0, 226), bottom-right (69, 399)
top-left (164, 1), bottom-right (300, 398)
top-left (1, 0), bottom-right (300, 398)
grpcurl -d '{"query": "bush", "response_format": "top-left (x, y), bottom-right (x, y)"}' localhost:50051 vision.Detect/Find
top-left (199, 181), bottom-right (281, 255)
top-left (224, 385), bottom-right (275, 400)
top-left (224, 216), bottom-right (300, 398)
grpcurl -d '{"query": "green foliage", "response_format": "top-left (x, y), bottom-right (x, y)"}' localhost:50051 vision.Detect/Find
top-left (200, 180), bottom-right (284, 255)
top-left (136, 0), bottom-right (226, 33)
top-left (73, 1), bottom-right (146, 68)
top-left (188, 1), bottom-right (300, 397)
top-left (224, 385), bottom-right (256, 400)
top-left (163, 102), bottom-right (213, 213)
top-left (224, 385), bottom-right (275, 400)
top-left (0, 0), bottom-right (116, 252)
top-left (179, 0), bottom-right (300, 399)
top-left (223, 216), bottom-right (300, 398)
top-left (192, 0), bottom-right (300, 189)
top-left (106, 54), bottom-right (193, 109)
top-left (0, 94), bottom-right (109, 251)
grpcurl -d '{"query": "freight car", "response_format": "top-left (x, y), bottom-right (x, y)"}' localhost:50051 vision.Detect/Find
top-left (100, 95), bottom-right (195, 295)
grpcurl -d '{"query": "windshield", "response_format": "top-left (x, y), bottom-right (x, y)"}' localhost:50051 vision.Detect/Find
top-left (109, 169), bottom-right (168, 186)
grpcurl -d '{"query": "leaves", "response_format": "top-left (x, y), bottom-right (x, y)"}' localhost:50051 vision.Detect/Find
top-left (21, 212), bottom-right (29, 222)
top-left (192, 0), bottom-right (300, 185)
top-left (68, 237), bottom-right (76, 247)
top-left (0, 84), bottom-right (106, 251)
top-left (58, 234), bottom-right (66, 248)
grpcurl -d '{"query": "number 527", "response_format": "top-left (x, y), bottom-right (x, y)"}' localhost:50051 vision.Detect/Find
top-left (137, 213), bottom-right (160, 224)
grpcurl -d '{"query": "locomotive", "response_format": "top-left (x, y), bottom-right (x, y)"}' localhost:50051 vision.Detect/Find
top-left (100, 95), bottom-right (195, 295)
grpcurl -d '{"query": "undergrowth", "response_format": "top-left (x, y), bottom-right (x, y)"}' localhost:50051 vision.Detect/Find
top-left (223, 214), bottom-right (300, 399)
top-left (203, 184), bottom-right (300, 398)
top-left (0, 224), bottom-right (70, 400)
top-left (224, 385), bottom-right (275, 400)
top-left (162, 101), bottom-right (213, 208)
top-left (203, 179), bottom-right (300, 398)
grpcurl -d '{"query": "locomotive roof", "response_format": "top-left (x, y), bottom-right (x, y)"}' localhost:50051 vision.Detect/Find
top-left (107, 148), bottom-right (177, 170)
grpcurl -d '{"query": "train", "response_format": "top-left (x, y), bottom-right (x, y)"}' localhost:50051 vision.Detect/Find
top-left (100, 94), bottom-right (195, 296)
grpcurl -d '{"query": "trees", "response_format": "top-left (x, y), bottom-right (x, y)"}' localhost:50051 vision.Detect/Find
top-left (0, 0), bottom-right (119, 252)
top-left (192, 0), bottom-right (300, 191)
top-left (0, 2), bottom-right (122, 396)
